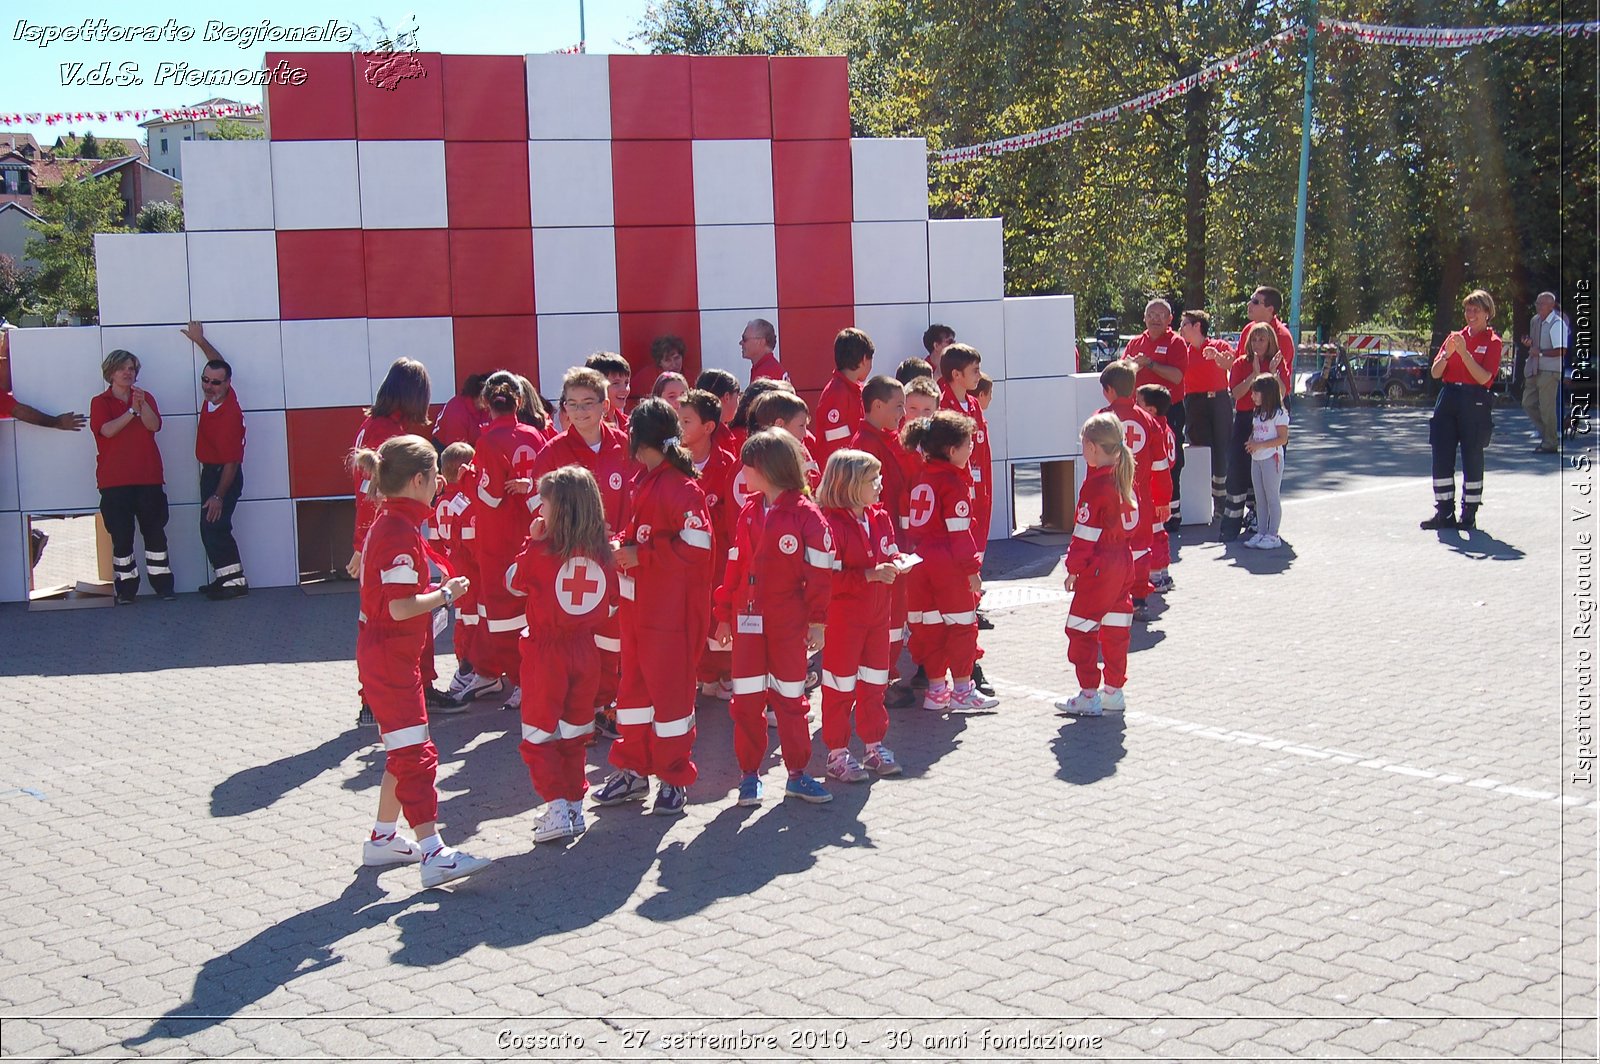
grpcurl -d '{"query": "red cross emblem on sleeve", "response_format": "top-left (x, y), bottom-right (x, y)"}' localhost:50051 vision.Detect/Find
top-left (557, 557), bottom-right (606, 615)
top-left (908, 483), bottom-right (935, 527)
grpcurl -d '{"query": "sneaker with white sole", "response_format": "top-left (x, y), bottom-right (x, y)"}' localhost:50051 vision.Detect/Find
top-left (446, 668), bottom-right (475, 700)
top-left (1055, 690), bottom-right (1103, 717)
top-left (825, 749), bottom-right (869, 783)
top-left (949, 685), bottom-right (1000, 712)
top-left (784, 774), bottom-right (833, 803)
top-left (1256, 534), bottom-right (1282, 549)
top-left (591, 768), bottom-right (649, 806)
top-left (567, 803), bottom-right (587, 837)
top-left (362, 831), bottom-right (423, 866)
top-left (862, 746), bottom-right (902, 776)
top-left (922, 683), bottom-right (951, 712)
top-left (456, 674), bottom-right (505, 703)
top-left (653, 781), bottom-right (687, 816)
top-left (736, 773), bottom-right (764, 806)
top-left (1099, 686), bottom-right (1127, 712)
top-left (533, 799), bottom-right (577, 843)
top-left (419, 846), bottom-right (492, 888)
top-left (1243, 533), bottom-right (1265, 549)
top-left (501, 685), bottom-right (522, 712)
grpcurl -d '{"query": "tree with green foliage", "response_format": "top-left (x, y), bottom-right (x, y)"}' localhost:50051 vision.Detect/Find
top-left (78, 131), bottom-right (100, 159)
top-left (209, 118), bottom-right (266, 141)
top-left (0, 254), bottom-right (32, 324)
top-left (136, 200), bottom-right (184, 233)
top-left (23, 166), bottom-right (129, 325)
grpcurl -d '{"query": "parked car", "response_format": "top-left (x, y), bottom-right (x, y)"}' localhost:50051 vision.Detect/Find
top-left (1079, 337), bottom-right (1114, 371)
top-left (1306, 351), bottom-right (1430, 400)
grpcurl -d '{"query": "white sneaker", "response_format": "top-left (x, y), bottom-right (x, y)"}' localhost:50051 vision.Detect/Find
top-left (567, 803), bottom-right (587, 837)
top-left (1055, 690), bottom-right (1103, 717)
top-left (1243, 533), bottom-right (1265, 548)
top-left (362, 832), bottom-right (423, 867)
top-left (419, 846), bottom-right (492, 888)
top-left (501, 685), bottom-right (522, 711)
top-left (533, 799), bottom-right (577, 843)
top-left (825, 749), bottom-right (869, 783)
top-left (949, 685), bottom-right (1000, 712)
top-left (1100, 686), bottom-right (1127, 712)
top-left (446, 668), bottom-right (474, 700)
top-left (1257, 535), bottom-right (1282, 549)
top-left (457, 674), bottom-right (505, 702)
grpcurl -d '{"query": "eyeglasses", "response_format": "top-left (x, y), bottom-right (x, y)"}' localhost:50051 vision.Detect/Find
top-left (563, 399), bottom-right (602, 413)
top-left (1248, 297), bottom-right (1264, 306)
top-left (200, 377), bottom-right (226, 386)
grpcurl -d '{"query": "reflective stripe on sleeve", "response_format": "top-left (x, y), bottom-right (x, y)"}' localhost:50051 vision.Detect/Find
top-left (594, 634), bottom-right (621, 653)
top-left (679, 526), bottom-right (712, 550)
top-left (485, 615), bottom-right (526, 633)
top-left (380, 565), bottom-right (420, 585)
top-left (823, 425), bottom-right (851, 442)
top-left (804, 547), bottom-right (833, 570)
top-left (945, 517), bottom-right (971, 531)
top-left (477, 484), bottom-right (502, 508)
top-left (1072, 523), bottom-right (1102, 542)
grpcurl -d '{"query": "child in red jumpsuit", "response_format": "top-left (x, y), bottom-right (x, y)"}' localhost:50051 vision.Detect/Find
top-left (353, 435), bottom-right (492, 888)
top-left (431, 442), bottom-right (482, 706)
top-left (680, 388), bottom-right (740, 702)
top-left (713, 430), bottom-right (835, 807)
top-left (848, 376), bottom-right (917, 708)
top-left (1056, 413), bottom-right (1138, 717)
top-left (1134, 384), bottom-right (1177, 593)
top-left (901, 411), bottom-right (999, 713)
top-left (593, 399), bottom-right (715, 816)
top-left (507, 465), bottom-right (617, 843)
top-left (1098, 360), bottom-right (1167, 622)
top-left (817, 448), bottom-right (904, 781)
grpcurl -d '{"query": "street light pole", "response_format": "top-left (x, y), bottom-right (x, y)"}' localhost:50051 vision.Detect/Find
top-left (579, 0), bottom-right (587, 52)
top-left (1288, 0), bottom-right (1317, 345)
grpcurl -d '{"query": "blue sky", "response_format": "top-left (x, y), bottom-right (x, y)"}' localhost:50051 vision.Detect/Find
top-left (1, 1), bottom-right (654, 148)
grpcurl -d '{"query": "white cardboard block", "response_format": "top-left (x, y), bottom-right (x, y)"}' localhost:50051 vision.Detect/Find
top-left (928, 300), bottom-right (1006, 382)
top-left (187, 231), bottom-right (280, 323)
top-left (358, 141), bottom-right (449, 229)
top-left (692, 140), bottom-right (774, 225)
top-left (232, 498), bottom-right (298, 587)
top-left (100, 325), bottom-right (200, 417)
top-left (1004, 375), bottom-right (1077, 460)
top-left (852, 221), bottom-right (929, 306)
top-left (14, 420), bottom-right (99, 512)
top-left (987, 460), bottom-right (1011, 542)
top-left (532, 228), bottom-right (618, 315)
top-left (7, 326), bottom-right (103, 416)
top-left (160, 502), bottom-right (208, 591)
top-left (927, 218), bottom-right (1004, 304)
top-left (852, 303), bottom-right (930, 365)
top-left (0, 511), bottom-right (22, 603)
top-left (180, 140), bottom-right (274, 231)
top-left (850, 138), bottom-right (928, 222)
top-left (0, 422), bottom-right (16, 511)
top-left (367, 317), bottom-right (455, 401)
top-left (698, 307), bottom-right (777, 378)
top-left (270, 141), bottom-right (361, 230)
top-left (238, 409), bottom-right (290, 502)
top-left (281, 318), bottom-right (372, 409)
top-left (526, 53), bottom-right (612, 140)
top-left (984, 379), bottom-right (1009, 462)
top-left (1003, 295), bottom-right (1078, 380)
top-left (96, 234), bottom-right (190, 326)
top-left (695, 225), bottom-right (777, 311)
top-left (189, 321), bottom-right (284, 411)
top-left (157, 415), bottom-right (201, 505)
top-left (529, 141), bottom-right (615, 228)
top-left (535, 313), bottom-right (620, 397)
top-left (1180, 445), bottom-right (1214, 525)
top-left (1070, 372), bottom-right (1105, 437)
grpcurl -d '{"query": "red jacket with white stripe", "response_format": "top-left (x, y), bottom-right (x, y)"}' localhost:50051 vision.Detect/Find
top-left (822, 504), bottom-right (896, 627)
top-left (529, 422), bottom-right (638, 534)
top-left (617, 463), bottom-right (715, 619)
top-left (694, 443), bottom-right (740, 574)
top-left (814, 371), bottom-right (864, 462)
top-left (848, 420), bottom-right (912, 547)
top-left (939, 385), bottom-right (992, 497)
top-left (904, 459), bottom-right (981, 577)
top-left (716, 490), bottom-right (835, 628)
top-left (430, 469), bottom-right (478, 569)
top-left (352, 413), bottom-right (409, 552)
top-left (358, 496), bottom-right (437, 639)
top-left (1065, 465), bottom-right (1134, 576)
top-left (507, 538), bottom-right (616, 641)
top-left (474, 413), bottom-right (547, 557)
top-left (1100, 397), bottom-right (1169, 508)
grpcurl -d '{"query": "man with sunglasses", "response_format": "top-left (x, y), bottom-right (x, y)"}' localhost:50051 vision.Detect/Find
top-left (182, 322), bottom-right (249, 600)
top-left (1236, 286), bottom-right (1295, 398)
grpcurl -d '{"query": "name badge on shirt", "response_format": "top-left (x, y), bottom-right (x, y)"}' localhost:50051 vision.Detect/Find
top-left (432, 607), bottom-right (449, 637)
top-left (737, 614), bottom-right (764, 635)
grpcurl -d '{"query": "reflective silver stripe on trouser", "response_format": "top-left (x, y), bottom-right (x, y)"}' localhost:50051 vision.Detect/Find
top-left (654, 712), bottom-right (695, 738)
top-left (1462, 479), bottom-right (1483, 504)
top-left (615, 705), bottom-right (653, 727)
top-left (144, 550), bottom-right (171, 576)
top-left (908, 610), bottom-right (945, 625)
top-left (730, 675), bottom-right (767, 695)
top-left (1100, 611), bottom-right (1133, 628)
top-left (382, 723), bottom-right (430, 750)
top-left (822, 669), bottom-right (857, 692)
top-left (1223, 492), bottom-right (1248, 518)
top-left (113, 554), bottom-right (137, 578)
top-left (769, 675), bottom-right (806, 698)
top-left (941, 610), bottom-right (977, 624)
top-left (522, 718), bottom-right (595, 744)
top-left (1066, 614), bottom-right (1100, 633)
top-left (1434, 477), bottom-right (1456, 502)
top-left (485, 616), bottom-right (526, 633)
top-left (1212, 475), bottom-right (1227, 499)
top-left (857, 665), bottom-right (891, 685)
top-left (214, 563), bottom-right (243, 578)
top-left (595, 634), bottom-right (621, 653)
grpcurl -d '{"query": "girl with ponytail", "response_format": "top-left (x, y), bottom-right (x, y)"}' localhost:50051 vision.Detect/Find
top-left (592, 398), bottom-right (714, 815)
top-left (1055, 412), bottom-right (1137, 719)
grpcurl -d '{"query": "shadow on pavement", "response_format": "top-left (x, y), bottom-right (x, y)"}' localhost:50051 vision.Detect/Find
top-left (1218, 540), bottom-right (1297, 575)
top-left (1435, 528), bottom-right (1527, 561)
top-left (210, 727), bottom-right (377, 817)
top-left (1051, 712), bottom-right (1127, 785)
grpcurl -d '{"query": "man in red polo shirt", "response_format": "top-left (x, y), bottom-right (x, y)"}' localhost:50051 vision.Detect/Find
top-left (741, 318), bottom-right (788, 384)
top-left (0, 323), bottom-right (88, 432)
top-left (182, 322), bottom-right (249, 600)
top-left (1124, 298), bottom-right (1188, 531)
top-left (1236, 285), bottom-right (1295, 397)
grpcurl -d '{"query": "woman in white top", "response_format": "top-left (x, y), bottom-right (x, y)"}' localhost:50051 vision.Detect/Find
top-left (1243, 374), bottom-right (1290, 549)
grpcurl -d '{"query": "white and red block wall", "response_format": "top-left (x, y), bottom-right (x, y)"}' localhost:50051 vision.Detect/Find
top-left (0, 52), bottom-right (1095, 601)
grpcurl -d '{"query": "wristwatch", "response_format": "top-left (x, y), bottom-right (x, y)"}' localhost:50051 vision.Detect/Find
top-left (441, 584), bottom-right (455, 605)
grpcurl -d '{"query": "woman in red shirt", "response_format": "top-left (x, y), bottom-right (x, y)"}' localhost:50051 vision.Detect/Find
top-left (350, 358), bottom-right (433, 576)
top-left (1422, 289), bottom-right (1503, 531)
top-left (90, 350), bottom-right (172, 603)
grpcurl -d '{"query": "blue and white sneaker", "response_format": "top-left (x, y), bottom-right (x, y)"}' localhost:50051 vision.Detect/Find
top-left (419, 846), bottom-right (492, 888)
top-left (736, 773), bottom-right (764, 807)
top-left (591, 769), bottom-right (649, 806)
top-left (653, 782), bottom-right (687, 816)
top-left (784, 774), bottom-right (833, 804)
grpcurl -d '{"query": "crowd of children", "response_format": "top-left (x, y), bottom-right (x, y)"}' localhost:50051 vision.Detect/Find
top-left (346, 322), bottom-right (1290, 888)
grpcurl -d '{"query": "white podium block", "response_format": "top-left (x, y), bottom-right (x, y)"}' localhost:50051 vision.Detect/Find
top-left (691, 140), bottom-right (775, 225)
top-left (1004, 295), bottom-right (1077, 379)
top-left (696, 225), bottom-right (777, 311)
top-left (1180, 445), bottom-right (1214, 525)
top-left (850, 138), bottom-right (928, 222)
top-left (358, 141), bottom-right (449, 229)
top-left (851, 303), bottom-right (929, 365)
top-left (536, 313), bottom-right (621, 397)
top-left (526, 53), bottom-right (612, 140)
top-left (0, 422), bottom-right (16, 511)
top-left (96, 234), bottom-right (190, 326)
top-left (927, 218), bottom-right (1003, 303)
top-left (187, 231), bottom-right (281, 323)
top-left (156, 415), bottom-right (200, 505)
top-left (8, 326), bottom-right (104, 414)
top-left (14, 420), bottom-right (99, 512)
top-left (0, 511), bottom-right (22, 603)
top-left (100, 325), bottom-right (199, 416)
top-left (181, 140), bottom-right (274, 231)
top-left (233, 499), bottom-right (299, 587)
top-left (698, 307), bottom-right (777, 377)
top-left (189, 321), bottom-right (284, 411)
top-left (367, 317), bottom-right (456, 401)
top-left (529, 141), bottom-right (615, 228)
top-left (281, 318), bottom-right (372, 408)
top-left (533, 228), bottom-right (619, 314)
top-left (1005, 376), bottom-right (1077, 460)
top-left (270, 141), bottom-right (361, 230)
top-left (928, 300), bottom-right (1005, 381)
top-left (852, 221), bottom-right (929, 306)
top-left (238, 410), bottom-right (291, 502)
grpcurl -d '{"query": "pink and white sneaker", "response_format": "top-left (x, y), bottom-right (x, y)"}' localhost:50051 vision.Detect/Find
top-left (949, 685), bottom-right (1000, 712)
top-left (922, 682), bottom-right (952, 711)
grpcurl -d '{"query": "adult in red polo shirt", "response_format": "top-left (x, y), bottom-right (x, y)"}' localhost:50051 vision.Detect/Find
top-left (1235, 285), bottom-right (1295, 396)
top-left (434, 374), bottom-right (490, 449)
top-left (91, 349), bottom-right (173, 603)
top-left (183, 323), bottom-right (249, 600)
top-left (1124, 299), bottom-right (1188, 529)
top-left (814, 327), bottom-right (875, 463)
top-left (1421, 289), bottom-right (1503, 531)
top-left (1178, 309), bottom-right (1235, 514)
top-left (741, 318), bottom-right (788, 384)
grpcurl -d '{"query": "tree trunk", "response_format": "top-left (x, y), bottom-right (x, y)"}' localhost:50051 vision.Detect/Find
top-left (1182, 84), bottom-right (1212, 309)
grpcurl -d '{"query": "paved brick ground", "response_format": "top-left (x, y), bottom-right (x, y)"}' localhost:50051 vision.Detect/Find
top-left (1, 405), bottom-right (1594, 1061)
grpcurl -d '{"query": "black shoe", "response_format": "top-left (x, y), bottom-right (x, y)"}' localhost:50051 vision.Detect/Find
top-left (1420, 508), bottom-right (1457, 530)
top-left (884, 684), bottom-right (917, 709)
top-left (1165, 517), bottom-right (1183, 534)
top-left (594, 708), bottom-right (621, 741)
top-left (205, 581), bottom-right (249, 600)
top-left (1534, 444), bottom-right (1559, 454)
top-left (198, 577), bottom-right (220, 594)
top-left (358, 703), bottom-right (376, 727)
top-left (157, 588), bottom-right (178, 602)
top-left (1133, 599), bottom-right (1154, 622)
top-left (977, 612), bottom-right (994, 630)
top-left (424, 686), bottom-right (455, 708)
top-left (970, 662), bottom-right (995, 697)
top-left (114, 591), bottom-right (137, 605)
top-left (1458, 506), bottom-right (1478, 531)
top-left (911, 665), bottom-right (928, 689)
